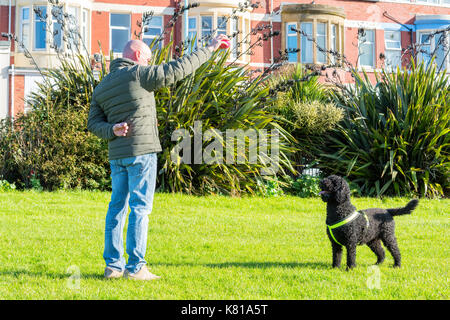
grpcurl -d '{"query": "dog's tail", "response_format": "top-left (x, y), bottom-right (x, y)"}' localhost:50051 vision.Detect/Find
top-left (387, 199), bottom-right (419, 216)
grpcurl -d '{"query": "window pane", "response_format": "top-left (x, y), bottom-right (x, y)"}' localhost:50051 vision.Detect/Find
top-left (385, 51), bottom-right (401, 71)
top-left (385, 31), bottom-right (401, 49)
top-left (231, 17), bottom-right (238, 58)
top-left (435, 33), bottom-right (446, 68)
top-left (217, 16), bottom-right (227, 35)
top-left (359, 30), bottom-right (374, 67)
top-left (111, 13), bottom-right (130, 28)
top-left (144, 16), bottom-right (162, 36)
top-left (360, 43), bottom-right (374, 66)
top-left (300, 22), bottom-right (313, 63)
top-left (287, 36), bottom-right (298, 62)
top-left (188, 17), bottom-right (197, 53)
top-left (53, 19), bottom-right (63, 49)
top-left (316, 23), bottom-right (327, 63)
top-left (361, 29), bottom-right (374, 43)
top-left (22, 23), bottom-right (30, 46)
top-left (22, 7), bottom-right (30, 20)
top-left (34, 6), bottom-right (47, 49)
top-left (201, 16), bottom-right (212, 32)
top-left (421, 33), bottom-right (431, 44)
top-left (330, 24), bottom-right (337, 64)
top-left (111, 29), bottom-right (129, 53)
top-left (188, 17), bottom-right (196, 29)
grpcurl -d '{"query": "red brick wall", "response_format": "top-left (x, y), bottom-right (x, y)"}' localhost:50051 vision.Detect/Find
top-left (0, 5), bottom-right (15, 52)
top-left (92, 10), bottom-right (110, 54)
top-left (8, 74), bottom-right (25, 118)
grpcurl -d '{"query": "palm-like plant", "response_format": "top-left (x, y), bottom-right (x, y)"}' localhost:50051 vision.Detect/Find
top-left (317, 60), bottom-right (449, 197)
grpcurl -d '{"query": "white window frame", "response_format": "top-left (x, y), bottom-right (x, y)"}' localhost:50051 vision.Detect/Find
top-left (230, 16), bottom-right (239, 59)
top-left (358, 29), bottom-right (376, 69)
top-left (384, 30), bottom-right (402, 71)
top-left (330, 24), bottom-right (337, 64)
top-left (82, 9), bottom-right (90, 52)
top-left (286, 22), bottom-right (298, 63)
top-left (142, 15), bottom-right (163, 49)
top-left (316, 22), bottom-right (327, 64)
top-left (19, 7), bottom-right (31, 51)
top-left (110, 13), bottom-right (131, 56)
top-left (187, 16), bottom-right (197, 53)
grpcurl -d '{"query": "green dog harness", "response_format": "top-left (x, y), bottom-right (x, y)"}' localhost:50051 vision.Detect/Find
top-left (327, 211), bottom-right (369, 246)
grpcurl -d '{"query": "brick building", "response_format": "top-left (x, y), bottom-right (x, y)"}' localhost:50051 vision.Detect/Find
top-left (1, 0), bottom-right (449, 119)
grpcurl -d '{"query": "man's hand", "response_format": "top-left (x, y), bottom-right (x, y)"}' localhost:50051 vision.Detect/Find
top-left (207, 34), bottom-right (231, 52)
top-left (113, 122), bottom-right (129, 137)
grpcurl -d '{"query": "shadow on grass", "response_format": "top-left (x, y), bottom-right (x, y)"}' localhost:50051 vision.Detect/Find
top-left (150, 261), bottom-right (330, 269)
top-left (204, 261), bottom-right (330, 269)
top-left (0, 261), bottom-right (330, 280)
top-left (0, 270), bottom-right (103, 280)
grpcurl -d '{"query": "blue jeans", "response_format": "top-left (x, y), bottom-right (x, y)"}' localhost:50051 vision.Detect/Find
top-left (103, 153), bottom-right (157, 274)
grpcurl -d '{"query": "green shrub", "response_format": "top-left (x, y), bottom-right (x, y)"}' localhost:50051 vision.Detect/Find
top-left (256, 177), bottom-right (285, 197)
top-left (0, 53), bottom-right (111, 191)
top-left (0, 180), bottom-right (16, 192)
top-left (289, 175), bottom-right (321, 197)
top-left (291, 100), bottom-right (344, 135)
top-left (316, 60), bottom-right (449, 198)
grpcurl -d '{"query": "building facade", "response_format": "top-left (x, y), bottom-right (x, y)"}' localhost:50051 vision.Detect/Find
top-left (1, 0), bottom-right (449, 119)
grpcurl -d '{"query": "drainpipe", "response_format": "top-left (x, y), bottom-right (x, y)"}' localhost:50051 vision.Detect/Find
top-left (11, 64), bottom-right (15, 122)
top-left (184, 0), bottom-right (189, 42)
top-left (8, 0), bottom-right (12, 122)
top-left (8, 0), bottom-right (11, 35)
top-left (270, 0), bottom-right (274, 64)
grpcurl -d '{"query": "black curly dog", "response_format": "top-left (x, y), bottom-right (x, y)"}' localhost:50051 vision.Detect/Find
top-left (319, 175), bottom-right (418, 269)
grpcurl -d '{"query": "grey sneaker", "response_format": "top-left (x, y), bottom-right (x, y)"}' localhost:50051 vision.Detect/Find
top-left (124, 266), bottom-right (161, 281)
top-left (104, 267), bottom-right (124, 279)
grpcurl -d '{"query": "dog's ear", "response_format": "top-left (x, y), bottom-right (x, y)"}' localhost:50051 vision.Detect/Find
top-left (334, 177), bottom-right (350, 203)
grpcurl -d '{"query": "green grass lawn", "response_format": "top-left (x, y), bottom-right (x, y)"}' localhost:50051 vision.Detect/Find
top-left (0, 191), bottom-right (448, 299)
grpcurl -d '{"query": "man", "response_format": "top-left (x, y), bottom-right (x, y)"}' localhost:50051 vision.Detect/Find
top-left (87, 34), bottom-right (229, 280)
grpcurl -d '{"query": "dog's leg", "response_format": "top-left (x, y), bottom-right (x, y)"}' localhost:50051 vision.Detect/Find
top-left (345, 243), bottom-right (357, 270)
top-left (382, 234), bottom-right (401, 268)
top-left (367, 239), bottom-right (385, 265)
top-left (331, 242), bottom-right (343, 268)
